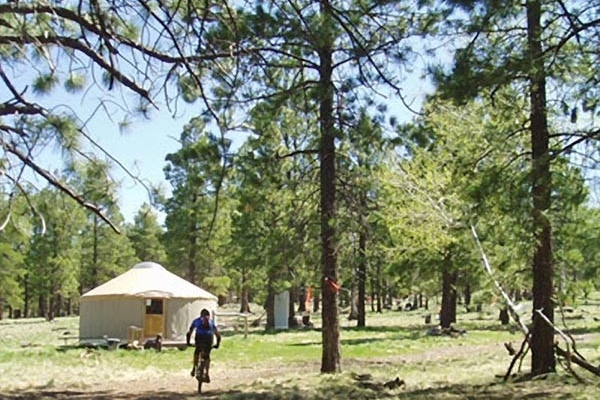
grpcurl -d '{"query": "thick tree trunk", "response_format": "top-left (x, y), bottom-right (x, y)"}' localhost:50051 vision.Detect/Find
top-left (318, 1), bottom-right (340, 372)
top-left (440, 263), bottom-right (457, 329)
top-left (239, 286), bottom-right (250, 314)
top-left (527, 0), bottom-right (555, 376)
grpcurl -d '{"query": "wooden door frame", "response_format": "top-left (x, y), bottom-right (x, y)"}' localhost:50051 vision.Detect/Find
top-left (143, 298), bottom-right (166, 338)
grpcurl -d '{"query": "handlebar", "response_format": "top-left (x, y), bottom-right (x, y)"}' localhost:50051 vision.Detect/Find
top-left (186, 343), bottom-right (219, 349)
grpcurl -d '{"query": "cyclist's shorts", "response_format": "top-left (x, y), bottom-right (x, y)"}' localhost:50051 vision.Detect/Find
top-left (195, 334), bottom-right (213, 356)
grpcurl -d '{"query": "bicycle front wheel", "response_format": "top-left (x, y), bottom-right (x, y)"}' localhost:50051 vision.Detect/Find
top-left (196, 359), bottom-right (205, 394)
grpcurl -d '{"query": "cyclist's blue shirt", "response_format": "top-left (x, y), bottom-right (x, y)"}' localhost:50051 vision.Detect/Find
top-left (190, 317), bottom-right (215, 336)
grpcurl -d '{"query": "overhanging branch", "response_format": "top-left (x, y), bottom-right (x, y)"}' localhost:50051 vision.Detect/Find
top-left (1, 139), bottom-right (121, 234)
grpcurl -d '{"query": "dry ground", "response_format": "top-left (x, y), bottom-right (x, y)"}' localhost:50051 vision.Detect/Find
top-left (4, 338), bottom-right (597, 400)
top-left (4, 356), bottom-right (319, 400)
top-left (3, 306), bottom-right (600, 400)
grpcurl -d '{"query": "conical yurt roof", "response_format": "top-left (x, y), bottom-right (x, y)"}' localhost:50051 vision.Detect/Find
top-left (81, 261), bottom-right (217, 300)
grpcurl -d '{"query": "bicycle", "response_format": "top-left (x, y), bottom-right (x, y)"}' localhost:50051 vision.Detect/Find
top-left (195, 351), bottom-right (208, 393)
top-left (194, 345), bottom-right (217, 394)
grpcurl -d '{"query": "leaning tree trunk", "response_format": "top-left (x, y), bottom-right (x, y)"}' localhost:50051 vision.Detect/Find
top-left (527, 0), bottom-right (555, 376)
top-left (318, 0), bottom-right (341, 372)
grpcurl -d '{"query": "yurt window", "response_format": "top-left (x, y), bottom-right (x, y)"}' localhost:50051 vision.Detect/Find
top-left (145, 298), bottom-right (163, 315)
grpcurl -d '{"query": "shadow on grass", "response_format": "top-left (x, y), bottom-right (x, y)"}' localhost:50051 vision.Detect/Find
top-left (2, 379), bottom-right (581, 400)
top-left (562, 325), bottom-right (600, 336)
top-left (218, 317), bottom-right (598, 345)
top-left (0, 389), bottom-right (198, 399)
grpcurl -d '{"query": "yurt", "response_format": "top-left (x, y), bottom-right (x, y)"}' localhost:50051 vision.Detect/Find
top-left (79, 261), bottom-right (218, 343)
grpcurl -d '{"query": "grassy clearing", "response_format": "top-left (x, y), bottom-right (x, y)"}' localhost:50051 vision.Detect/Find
top-left (0, 301), bottom-right (599, 399)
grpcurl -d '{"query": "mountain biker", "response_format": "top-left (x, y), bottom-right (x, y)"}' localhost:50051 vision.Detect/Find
top-left (186, 308), bottom-right (221, 382)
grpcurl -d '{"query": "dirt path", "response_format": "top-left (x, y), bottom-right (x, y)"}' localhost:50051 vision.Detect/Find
top-left (3, 343), bottom-right (493, 399)
top-left (5, 358), bottom-right (321, 400)
top-left (7, 333), bottom-right (597, 399)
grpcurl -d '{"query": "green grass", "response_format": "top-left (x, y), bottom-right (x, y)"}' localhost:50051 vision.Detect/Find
top-left (0, 302), bottom-right (599, 399)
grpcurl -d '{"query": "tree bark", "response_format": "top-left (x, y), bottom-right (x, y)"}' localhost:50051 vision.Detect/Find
top-left (288, 286), bottom-right (299, 328)
top-left (239, 285), bottom-right (250, 314)
top-left (464, 284), bottom-right (471, 312)
top-left (348, 288), bottom-right (358, 320)
top-left (90, 215), bottom-right (99, 288)
top-left (265, 283), bottom-right (275, 330)
top-left (298, 285), bottom-right (307, 314)
top-left (357, 230), bottom-right (367, 327)
top-left (313, 291), bottom-right (320, 313)
top-left (499, 307), bottom-right (510, 325)
top-left (440, 260), bottom-right (457, 329)
top-left (23, 273), bottom-right (30, 318)
top-left (370, 269), bottom-right (376, 312)
top-left (527, 0), bottom-right (555, 376)
top-left (38, 295), bottom-right (47, 319)
top-left (319, 0), bottom-right (340, 372)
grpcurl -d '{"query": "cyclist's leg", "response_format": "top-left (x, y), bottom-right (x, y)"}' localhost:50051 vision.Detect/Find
top-left (200, 340), bottom-right (212, 382)
top-left (191, 345), bottom-right (201, 376)
top-left (204, 352), bottom-right (211, 381)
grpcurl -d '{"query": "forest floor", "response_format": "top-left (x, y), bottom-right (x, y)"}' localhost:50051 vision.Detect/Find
top-left (1, 301), bottom-right (600, 400)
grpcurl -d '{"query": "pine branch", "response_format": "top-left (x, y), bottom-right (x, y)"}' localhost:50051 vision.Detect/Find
top-left (1, 139), bottom-right (121, 234)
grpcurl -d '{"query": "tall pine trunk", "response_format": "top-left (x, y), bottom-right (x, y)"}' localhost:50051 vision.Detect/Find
top-left (319, 0), bottom-right (341, 373)
top-left (240, 266), bottom-right (250, 313)
top-left (440, 265), bottom-right (457, 329)
top-left (527, 0), bottom-right (555, 376)
top-left (265, 282), bottom-right (275, 330)
top-left (357, 230), bottom-right (367, 327)
top-left (239, 286), bottom-right (250, 313)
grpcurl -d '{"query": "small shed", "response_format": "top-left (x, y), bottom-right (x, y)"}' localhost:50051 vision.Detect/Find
top-left (79, 261), bottom-right (217, 342)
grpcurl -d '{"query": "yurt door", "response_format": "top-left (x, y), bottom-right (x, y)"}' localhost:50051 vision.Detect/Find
top-left (144, 298), bottom-right (165, 338)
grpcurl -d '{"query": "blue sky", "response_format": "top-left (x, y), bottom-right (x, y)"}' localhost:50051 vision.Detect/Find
top-left (29, 95), bottom-right (185, 224)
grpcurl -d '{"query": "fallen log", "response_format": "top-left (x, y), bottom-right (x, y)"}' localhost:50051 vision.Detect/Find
top-left (555, 344), bottom-right (600, 377)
